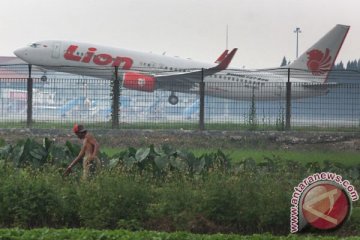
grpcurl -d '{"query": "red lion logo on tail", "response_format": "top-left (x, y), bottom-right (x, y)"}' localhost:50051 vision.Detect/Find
top-left (306, 48), bottom-right (332, 75)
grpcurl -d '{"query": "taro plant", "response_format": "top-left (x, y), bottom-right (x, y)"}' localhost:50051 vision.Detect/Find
top-left (0, 138), bottom-right (52, 168)
top-left (0, 138), bottom-right (83, 169)
top-left (109, 144), bottom-right (231, 177)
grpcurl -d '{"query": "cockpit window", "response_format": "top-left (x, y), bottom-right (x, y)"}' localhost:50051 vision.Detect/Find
top-left (29, 43), bottom-right (41, 48)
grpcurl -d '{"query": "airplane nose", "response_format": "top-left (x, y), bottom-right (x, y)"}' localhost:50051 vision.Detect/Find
top-left (14, 47), bottom-right (28, 58)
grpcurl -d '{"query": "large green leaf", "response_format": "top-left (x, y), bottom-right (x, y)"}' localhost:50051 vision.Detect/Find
top-left (127, 147), bottom-right (137, 157)
top-left (161, 144), bottom-right (177, 156)
top-left (109, 158), bottom-right (120, 168)
top-left (0, 145), bottom-right (12, 161)
top-left (154, 155), bottom-right (169, 170)
top-left (135, 148), bottom-right (150, 162)
top-left (65, 141), bottom-right (81, 158)
top-left (169, 156), bottom-right (188, 171)
top-left (48, 145), bottom-right (72, 166)
top-left (153, 146), bottom-right (165, 156)
top-left (124, 156), bottom-right (136, 168)
top-left (193, 157), bottom-right (206, 174)
top-left (14, 139), bottom-right (32, 167)
top-left (43, 137), bottom-right (52, 151)
top-left (29, 148), bottom-right (46, 161)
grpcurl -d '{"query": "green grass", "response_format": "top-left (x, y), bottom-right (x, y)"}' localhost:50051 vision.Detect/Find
top-left (0, 121), bottom-right (358, 132)
top-left (0, 228), bottom-right (358, 240)
top-left (221, 149), bottom-right (360, 166)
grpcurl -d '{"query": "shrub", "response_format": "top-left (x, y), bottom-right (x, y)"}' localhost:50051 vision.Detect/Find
top-left (0, 140), bottom-right (359, 236)
top-left (0, 168), bottom-right (63, 228)
top-left (77, 172), bottom-right (151, 229)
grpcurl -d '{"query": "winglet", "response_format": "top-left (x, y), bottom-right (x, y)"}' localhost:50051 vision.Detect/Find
top-left (215, 50), bottom-right (229, 63)
top-left (213, 48), bottom-right (237, 70)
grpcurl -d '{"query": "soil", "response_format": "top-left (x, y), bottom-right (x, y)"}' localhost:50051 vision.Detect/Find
top-left (0, 128), bottom-right (359, 152)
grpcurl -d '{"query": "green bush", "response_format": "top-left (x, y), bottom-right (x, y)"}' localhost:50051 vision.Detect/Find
top-left (147, 179), bottom-right (203, 232)
top-left (199, 173), bottom-right (291, 234)
top-left (0, 228), bottom-right (355, 240)
top-left (0, 168), bottom-right (62, 228)
top-left (77, 172), bottom-right (151, 229)
top-left (0, 164), bottom-right (358, 235)
top-left (0, 139), bottom-right (359, 235)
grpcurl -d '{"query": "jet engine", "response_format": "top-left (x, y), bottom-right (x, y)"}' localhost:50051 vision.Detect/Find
top-left (123, 72), bottom-right (156, 92)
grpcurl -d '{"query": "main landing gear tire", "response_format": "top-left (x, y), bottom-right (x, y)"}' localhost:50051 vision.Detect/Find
top-left (168, 94), bottom-right (179, 105)
top-left (41, 75), bottom-right (47, 82)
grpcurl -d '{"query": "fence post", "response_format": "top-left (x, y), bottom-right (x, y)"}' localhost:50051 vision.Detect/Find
top-left (111, 66), bottom-right (120, 128)
top-left (285, 68), bottom-right (291, 130)
top-left (199, 68), bottom-right (205, 131)
top-left (27, 64), bottom-right (33, 128)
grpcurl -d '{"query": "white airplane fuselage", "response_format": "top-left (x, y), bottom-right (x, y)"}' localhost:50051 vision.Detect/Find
top-left (13, 24), bottom-right (350, 103)
top-left (15, 41), bottom-right (215, 78)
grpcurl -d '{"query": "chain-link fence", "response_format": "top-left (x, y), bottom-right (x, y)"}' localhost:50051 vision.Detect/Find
top-left (0, 64), bottom-right (359, 131)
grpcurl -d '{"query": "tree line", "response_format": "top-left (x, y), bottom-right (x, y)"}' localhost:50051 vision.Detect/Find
top-left (280, 56), bottom-right (360, 71)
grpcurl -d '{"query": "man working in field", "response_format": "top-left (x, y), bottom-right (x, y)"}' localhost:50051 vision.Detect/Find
top-left (64, 124), bottom-right (101, 179)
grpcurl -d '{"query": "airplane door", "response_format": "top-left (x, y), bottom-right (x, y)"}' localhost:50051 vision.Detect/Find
top-left (51, 42), bottom-right (61, 58)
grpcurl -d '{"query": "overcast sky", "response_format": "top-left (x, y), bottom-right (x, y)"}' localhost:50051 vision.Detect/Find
top-left (0, 0), bottom-right (359, 69)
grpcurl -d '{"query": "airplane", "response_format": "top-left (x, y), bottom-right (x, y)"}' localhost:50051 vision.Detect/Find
top-left (14, 24), bottom-right (349, 105)
top-left (14, 41), bottom-right (237, 105)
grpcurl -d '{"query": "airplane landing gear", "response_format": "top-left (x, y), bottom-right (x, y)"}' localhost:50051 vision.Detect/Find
top-left (168, 92), bottom-right (179, 105)
top-left (41, 75), bottom-right (47, 82)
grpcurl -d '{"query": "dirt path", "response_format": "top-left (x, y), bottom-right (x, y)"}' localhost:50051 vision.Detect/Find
top-left (0, 129), bottom-right (359, 152)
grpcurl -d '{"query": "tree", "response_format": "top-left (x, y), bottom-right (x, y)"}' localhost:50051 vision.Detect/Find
top-left (346, 61), bottom-right (351, 70)
top-left (354, 59), bottom-right (359, 71)
top-left (280, 56), bottom-right (288, 67)
top-left (333, 61), bottom-right (344, 70)
top-left (347, 60), bottom-right (358, 71)
top-left (352, 60), bottom-right (357, 70)
top-left (338, 61), bottom-right (345, 70)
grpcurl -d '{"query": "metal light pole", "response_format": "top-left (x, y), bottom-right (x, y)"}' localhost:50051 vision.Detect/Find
top-left (226, 24), bottom-right (229, 50)
top-left (294, 27), bottom-right (301, 59)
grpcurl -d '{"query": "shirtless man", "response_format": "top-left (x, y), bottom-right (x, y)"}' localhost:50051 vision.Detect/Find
top-left (64, 124), bottom-right (101, 179)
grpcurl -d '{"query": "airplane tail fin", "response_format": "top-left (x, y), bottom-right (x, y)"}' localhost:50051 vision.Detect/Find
top-left (213, 48), bottom-right (237, 70)
top-left (288, 24), bottom-right (350, 83)
top-left (215, 50), bottom-right (229, 63)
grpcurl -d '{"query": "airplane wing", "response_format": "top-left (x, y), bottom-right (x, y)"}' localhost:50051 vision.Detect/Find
top-left (301, 82), bottom-right (341, 89)
top-left (153, 48), bottom-right (237, 91)
top-left (0, 56), bottom-right (49, 78)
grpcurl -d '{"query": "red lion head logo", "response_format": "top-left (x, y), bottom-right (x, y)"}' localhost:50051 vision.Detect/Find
top-left (306, 48), bottom-right (332, 75)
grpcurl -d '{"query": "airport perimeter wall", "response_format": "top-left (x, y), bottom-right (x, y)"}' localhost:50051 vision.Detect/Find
top-left (0, 64), bottom-right (359, 132)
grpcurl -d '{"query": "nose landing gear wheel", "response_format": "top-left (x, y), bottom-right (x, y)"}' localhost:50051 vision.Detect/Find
top-left (168, 94), bottom-right (179, 105)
